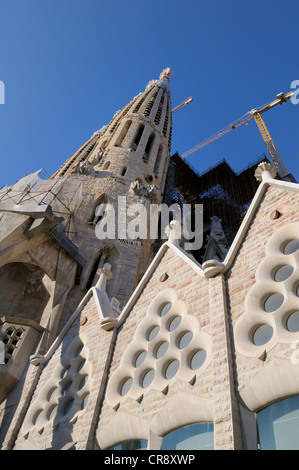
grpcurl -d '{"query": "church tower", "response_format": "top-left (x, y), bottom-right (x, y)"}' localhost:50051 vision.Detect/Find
top-left (51, 67), bottom-right (174, 307)
top-left (0, 69), bottom-right (173, 406)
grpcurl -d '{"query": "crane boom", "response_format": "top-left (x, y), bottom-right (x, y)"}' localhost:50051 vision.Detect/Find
top-left (172, 97), bottom-right (193, 114)
top-left (181, 91), bottom-right (294, 181)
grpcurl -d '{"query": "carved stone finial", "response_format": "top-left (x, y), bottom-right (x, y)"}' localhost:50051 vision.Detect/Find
top-left (202, 259), bottom-right (225, 278)
top-left (254, 162), bottom-right (277, 182)
top-left (166, 220), bottom-right (182, 245)
top-left (159, 67), bottom-right (174, 81)
top-left (96, 263), bottom-right (113, 291)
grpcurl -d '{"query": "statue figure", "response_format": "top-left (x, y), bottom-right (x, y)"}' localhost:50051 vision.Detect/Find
top-left (130, 180), bottom-right (143, 196)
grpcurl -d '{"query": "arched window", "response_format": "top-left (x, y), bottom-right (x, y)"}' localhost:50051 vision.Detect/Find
top-left (88, 194), bottom-right (108, 225)
top-left (161, 422), bottom-right (214, 450)
top-left (154, 91), bottom-right (165, 125)
top-left (154, 145), bottom-right (163, 175)
top-left (257, 395), bottom-right (299, 450)
top-left (143, 89), bottom-right (159, 117)
top-left (131, 124), bottom-right (145, 151)
top-left (85, 243), bottom-right (120, 291)
top-left (143, 133), bottom-right (155, 162)
top-left (115, 120), bottom-right (132, 147)
top-left (109, 440), bottom-right (147, 450)
top-left (103, 161), bottom-right (110, 170)
top-left (120, 166), bottom-right (127, 176)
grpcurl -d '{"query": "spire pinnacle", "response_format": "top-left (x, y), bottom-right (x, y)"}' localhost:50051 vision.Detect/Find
top-left (146, 68), bottom-right (173, 92)
top-left (159, 67), bottom-right (173, 81)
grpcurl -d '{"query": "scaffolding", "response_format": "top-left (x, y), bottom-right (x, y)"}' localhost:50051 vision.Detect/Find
top-left (164, 153), bottom-right (271, 261)
top-left (0, 170), bottom-right (82, 237)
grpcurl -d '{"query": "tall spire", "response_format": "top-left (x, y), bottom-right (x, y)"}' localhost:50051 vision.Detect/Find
top-left (51, 69), bottom-right (173, 189)
top-left (146, 67), bottom-right (173, 92)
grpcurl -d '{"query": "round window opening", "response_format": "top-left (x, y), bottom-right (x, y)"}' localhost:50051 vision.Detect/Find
top-left (283, 239), bottom-right (299, 255)
top-left (287, 311), bottom-right (299, 333)
top-left (134, 350), bottom-right (147, 368)
top-left (165, 360), bottom-right (180, 380)
top-left (62, 381), bottom-right (72, 396)
top-left (168, 316), bottom-right (182, 332)
top-left (274, 265), bottom-right (294, 282)
top-left (47, 404), bottom-right (58, 421)
top-left (142, 369), bottom-right (155, 388)
top-left (47, 387), bottom-right (57, 402)
top-left (155, 341), bottom-right (169, 359)
top-left (159, 302), bottom-right (172, 317)
top-left (147, 325), bottom-right (160, 341)
top-left (264, 293), bottom-right (284, 312)
top-left (79, 375), bottom-right (88, 390)
top-left (63, 398), bottom-right (74, 416)
top-left (77, 358), bottom-right (86, 372)
top-left (253, 324), bottom-right (274, 346)
top-left (178, 331), bottom-right (193, 349)
top-left (33, 409), bottom-right (43, 425)
top-left (81, 392), bottom-right (90, 410)
top-left (61, 366), bottom-right (70, 379)
top-left (120, 377), bottom-right (133, 396)
top-left (75, 344), bottom-right (84, 357)
top-left (190, 350), bottom-right (207, 370)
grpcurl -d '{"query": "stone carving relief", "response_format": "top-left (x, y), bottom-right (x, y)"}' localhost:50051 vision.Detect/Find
top-left (71, 160), bottom-right (93, 175)
top-left (130, 180), bottom-right (158, 202)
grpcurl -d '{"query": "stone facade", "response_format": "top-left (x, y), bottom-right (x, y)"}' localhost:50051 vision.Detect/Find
top-left (0, 70), bottom-right (299, 451)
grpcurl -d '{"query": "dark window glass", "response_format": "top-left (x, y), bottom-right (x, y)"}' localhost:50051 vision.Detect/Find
top-left (110, 440), bottom-right (147, 450)
top-left (257, 396), bottom-right (299, 450)
top-left (162, 422), bottom-right (214, 450)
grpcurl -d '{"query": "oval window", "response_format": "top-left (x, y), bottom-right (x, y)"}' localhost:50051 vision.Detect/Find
top-left (81, 392), bottom-right (90, 410)
top-left (178, 331), bottom-right (193, 349)
top-left (165, 360), bottom-right (180, 380)
top-left (283, 240), bottom-right (299, 255)
top-left (168, 316), bottom-right (182, 332)
top-left (155, 341), bottom-right (169, 359)
top-left (120, 377), bottom-right (133, 396)
top-left (147, 325), bottom-right (160, 341)
top-left (264, 293), bottom-right (284, 312)
top-left (274, 265), bottom-right (294, 282)
top-left (79, 375), bottom-right (89, 390)
top-left (134, 350), bottom-right (147, 368)
top-left (142, 369), bottom-right (155, 388)
top-left (63, 398), bottom-right (74, 415)
top-left (190, 350), bottom-right (207, 370)
top-left (287, 311), bottom-right (299, 333)
top-left (159, 302), bottom-right (172, 317)
top-left (253, 325), bottom-right (273, 346)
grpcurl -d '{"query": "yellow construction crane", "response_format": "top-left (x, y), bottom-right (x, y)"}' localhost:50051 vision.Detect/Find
top-left (181, 91), bottom-right (294, 181)
top-left (172, 97), bottom-right (193, 114)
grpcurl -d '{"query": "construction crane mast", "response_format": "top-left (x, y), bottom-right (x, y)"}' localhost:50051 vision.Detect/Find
top-left (181, 91), bottom-right (294, 181)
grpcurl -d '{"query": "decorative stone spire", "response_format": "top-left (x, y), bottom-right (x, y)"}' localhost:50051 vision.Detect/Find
top-left (52, 68), bottom-right (173, 192)
top-left (95, 263), bottom-right (113, 292)
top-left (160, 67), bottom-right (174, 80)
top-left (166, 220), bottom-right (182, 246)
top-left (255, 162), bottom-right (277, 182)
top-left (146, 67), bottom-right (173, 92)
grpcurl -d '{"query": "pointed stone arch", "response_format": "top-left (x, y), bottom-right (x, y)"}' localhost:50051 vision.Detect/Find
top-left (0, 262), bottom-right (50, 323)
top-left (83, 243), bottom-right (121, 293)
top-left (88, 193), bottom-right (109, 225)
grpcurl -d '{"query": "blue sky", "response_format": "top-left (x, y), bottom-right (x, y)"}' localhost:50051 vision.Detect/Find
top-left (0, 0), bottom-right (298, 187)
